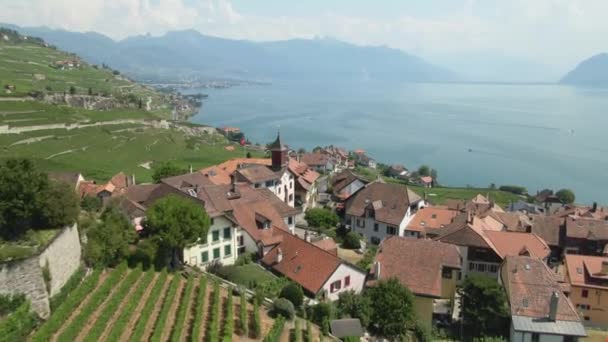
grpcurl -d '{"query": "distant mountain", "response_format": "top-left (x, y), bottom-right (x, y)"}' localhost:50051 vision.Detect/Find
top-left (3, 24), bottom-right (457, 83)
top-left (561, 53), bottom-right (608, 86)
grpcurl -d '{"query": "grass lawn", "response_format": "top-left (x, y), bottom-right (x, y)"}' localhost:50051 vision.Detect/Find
top-left (215, 264), bottom-right (277, 288)
top-left (0, 228), bottom-right (61, 262)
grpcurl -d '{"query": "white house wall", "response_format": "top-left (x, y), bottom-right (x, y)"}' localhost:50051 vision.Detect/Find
top-left (183, 216), bottom-right (238, 269)
top-left (321, 263), bottom-right (366, 301)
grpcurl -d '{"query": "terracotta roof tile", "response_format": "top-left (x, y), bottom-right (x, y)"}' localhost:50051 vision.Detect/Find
top-left (345, 182), bottom-right (422, 226)
top-left (407, 207), bottom-right (459, 233)
top-left (564, 254), bottom-right (608, 290)
top-left (371, 237), bottom-right (461, 297)
top-left (566, 217), bottom-right (608, 240)
top-left (485, 231), bottom-right (551, 260)
top-left (235, 165), bottom-right (280, 184)
top-left (300, 153), bottom-right (329, 167)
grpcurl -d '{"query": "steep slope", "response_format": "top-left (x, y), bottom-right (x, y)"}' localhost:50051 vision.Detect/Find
top-left (6, 25), bottom-right (456, 82)
top-left (561, 53), bottom-right (608, 86)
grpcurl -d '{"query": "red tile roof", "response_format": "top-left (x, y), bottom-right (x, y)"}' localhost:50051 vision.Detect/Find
top-left (345, 182), bottom-right (422, 226)
top-left (300, 153), bottom-right (329, 167)
top-left (484, 231), bottom-right (551, 260)
top-left (565, 217), bottom-right (608, 240)
top-left (407, 207), bottom-right (459, 233)
top-left (371, 237), bottom-right (461, 297)
top-left (261, 229), bottom-right (342, 294)
top-left (199, 158), bottom-right (272, 185)
top-left (564, 254), bottom-right (608, 290)
top-left (502, 256), bottom-right (581, 321)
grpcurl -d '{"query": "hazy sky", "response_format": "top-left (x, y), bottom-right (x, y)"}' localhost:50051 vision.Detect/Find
top-left (2, 0), bottom-right (607, 73)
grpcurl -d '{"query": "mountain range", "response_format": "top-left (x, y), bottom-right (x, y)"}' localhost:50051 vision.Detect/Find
top-left (3, 24), bottom-right (457, 83)
top-left (560, 53), bottom-right (608, 86)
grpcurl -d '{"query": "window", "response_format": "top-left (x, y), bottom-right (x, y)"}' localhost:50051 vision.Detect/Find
top-left (210, 218), bottom-right (214, 225)
top-left (265, 180), bottom-right (274, 187)
top-left (213, 248), bottom-right (221, 260)
top-left (224, 245), bottom-right (232, 257)
top-left (371, 237), bottom-right (381, 245)
top-left (582, 289), bottom-right (589, 298)
top-left (223, 227), bottom-right (231, 240)
top-left (330, 280), bottom-right (342, 293)
top-left (489, 264), bottom-right (498, 273)
top-left (288, 217), bottom-right (294, 225)
top-left (584, 316), bottom-right (590, 321)
top-left (201, 251), bottom-right (209, 263)
top-left (238, 235), bottom-right (244, 246)
top-left (386, 226), bottom-right (397, 235)
top-left (442, 268), bottom-right (452, 279)
top-left (576, 304), bottom-right (591, 310)
top-left (290, 182), bottom-right (293, 189)
top-left (531, 333), bottom-right (539, 342)
top-left (357, 219), bottom-right (364, 228)
top-left (255, 183), bottom-right (261, 188)
top-left (212, 230), bottom-right (220, 242)
top-left (289, 194), bottom-right (293, 201)
top-left (344, 276), bottom-right (351, 287)
top-left (374, 223), bottom-right (379, 232)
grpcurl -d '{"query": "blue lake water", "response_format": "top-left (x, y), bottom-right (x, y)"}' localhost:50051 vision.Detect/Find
top-left (190, 80), bottom-right (608, 204)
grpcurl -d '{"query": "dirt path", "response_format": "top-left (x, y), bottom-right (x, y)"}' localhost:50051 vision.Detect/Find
top-left (118, 272), bottom-right (161, 341)
top-left (139, 275), bottom-right (172, 341)
top-left (279, 319), bottom-right (293, 342)
top-left (160, 278), bottom-right (186, 341)
top-left (98, 271), bottom-right (149, 341)
top-left (74, 269), bottom-right (131, 341)
top-left (51, 271), bottom-right (109, 341)
top-left (181, 280), bottom-right (199, 342)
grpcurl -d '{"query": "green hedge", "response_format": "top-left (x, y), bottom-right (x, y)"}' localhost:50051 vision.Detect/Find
top-left (130, 269), bottom-right (168, 341)
top-left (207, 282), bottom-right (221, 342)
top-left (222, 291), bottom-right (234, 341)
top-left (58, 263), bottom-right (128, 341)
top-left (83, 265), bottom-right (143, 342)
top-left (105, 269), bottom-right (156, 341)
top-left (294, 319), bottom-right (303, 342)
top-left (306, 320), bottom-right (313, 342)
top-left (238, 292), bottom-right (248, 336)
top-left (31, 268), bottom-right (102, 341)
top-left (170, 276), bottom-right (194, 342)
top-left (252, 299), bottom-right (262, 338)
top-left (150, 274), bottom-right (181, 342)
top-left (263, 315), bottom-right (286, 342)
top-left (190, 277), bottom-right (207, 342)
top-left (0, 301), bottom-right (38, 342)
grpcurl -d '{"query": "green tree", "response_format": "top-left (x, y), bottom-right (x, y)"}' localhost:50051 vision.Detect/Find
top-left (460, 275), bottom-right (509, 338)
top-left (336, 290), bottom-right (372, 327)
top-left (84, 209), bottom-right (136, 267)
top-left (417, 165), bottom-right (431, 177)
top-left (69, 85), bottom-right (76, 95)
top-left (151, 162), bottom-right (187, 183)
top-left (342, 232), bottom-right (361, 249)
top-left (144, 195), bottom-right (210, 267)
top-left (365, 278), bottom-right (415, 338)
top-left (88, 87), bottom-right (93, 96)
top-left (304, 208), bottom-right (339, 229)
top-left (556, 188), bottom-right (575, 204)
top-left (279, 283), bottom-right (304, 308)
top-left (41, 180), bottom-right (80, 228)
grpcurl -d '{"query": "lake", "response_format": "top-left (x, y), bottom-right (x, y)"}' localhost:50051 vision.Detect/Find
top-left (189, 80), bottom-right (608, 204)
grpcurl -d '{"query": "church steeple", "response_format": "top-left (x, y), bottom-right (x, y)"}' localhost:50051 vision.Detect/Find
top-left (270, 130), bottom-right (287, 170)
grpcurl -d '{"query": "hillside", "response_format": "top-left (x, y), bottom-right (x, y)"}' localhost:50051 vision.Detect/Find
top-left (560, 53), bottom-right (608, 86)
top-left (6, 25), bottom-right (457, 83)
top-left (0, 28), bottom-right (254, 182)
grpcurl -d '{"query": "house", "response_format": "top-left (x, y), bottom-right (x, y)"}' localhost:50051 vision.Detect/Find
top-left (260, 229), bottom-right (366, 301)
top-left (564, 254), bottom-right (608, 326)
top-left (47, 171), bottom-right (85, 191)
top-left (387, 164), bottom-right (409, 178)
top-left (77, 171), bottom-right (135, 203)
top-left (331, 169), bottom-right (368, 202)
top-left (420, 176), bottom-right (433, 188)
top-left (288, 158), bottom-right (320, 211)
top-left (369, 237), bottom-right (462, 328)
top-left (198, 133), bottom-right (297, 208)
top-left (436, 212), bottom-right (551, 278)
top-left (406, 206), bottom-right (459, 238)
top-left (300, 152), bottom-right (334, 173)
top-left (564, 217), bottom-right (608, 255)
top-left (508, 200), bottom-right (546, 215)
top-left (355, 153), bottom-right (376, 169)
top-left (500, 256), bottom-right (586, 342)
top-left (345, 182), bottom-right (424, 244)
top-left (506, 215), bottom-right (565, 260)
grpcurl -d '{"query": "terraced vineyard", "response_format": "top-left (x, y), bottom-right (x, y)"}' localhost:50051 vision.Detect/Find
top-left (31, 265), bottom-right (320, 342)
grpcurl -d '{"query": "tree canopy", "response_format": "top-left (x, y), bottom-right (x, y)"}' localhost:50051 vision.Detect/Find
top-left (84, 208), bottom-right (136, 267)
top-left (0, 159), bottom-right (79, 239)
top-left (151, 162), bottom-right (188, 183)
top-left (366, 278), bottom-right (415, 338)
top-left (336, 290), bottom-right (372, 327)
top-left (417, 165), bottom-right (431, 177)
top-left (556, 188), bottom-right (575, 204)
top-left (279, 283), bottom-right (304, 308)
top-left (460, 275), bottom-right (509, 338)
top-left (304, 208), bottom-right (339, 229)
top-left (144, 195), bottom-right (210, 266)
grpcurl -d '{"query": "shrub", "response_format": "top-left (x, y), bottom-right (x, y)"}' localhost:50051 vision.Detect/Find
top-left (84, 265), bottom-right (143, 341)
top-left (239, 292), bottom-right (248, 336)
top-left (130, 269), bottom-right (168, 341)
top-left (294, 319), bottom-right (303, 342)
top-left (556, 189), bottom-right (575, 204)
top-left (150, 274), bottom-right (181, 342)
top-left (207, 282), bottom-right (221, 342)
top-left (0, 301), bottom-right (38, 341)
top-left (0, 294), bottom-right (26, 316)
top-left (191, 277), bottom-right (208, 342)
top-left (236, 252), bottom-right (254, 265)
top-left (272, 298), bottom-right (295, 320)
top-left (498, 185), bottom-right (527, 195)
top-left (106, 269), bottom-right (156, 341)
top-left (311, 303), bottom-right (334, 327)
top-left (252, 299), bottom-right (262, 338)
top-left (304, 208), bottom-right (339, 229)
top-left (170, 276), bottom-right (195, 342)
top-left (81, 196), bottom-right (102, 212)
top-left (280, 282), bottom-right (304, 308)
top-left (414, 320), bottom-right (432, 342)
top-left (342, 231), bottom-right (361, 249)
top-left (223, 292), bottom-right (234, 341)
top-left (263, 315), bottom-right (286, 342)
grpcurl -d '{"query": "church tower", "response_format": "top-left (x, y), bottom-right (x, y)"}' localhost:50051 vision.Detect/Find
top-left (269, 131), bottom-right (288, 171)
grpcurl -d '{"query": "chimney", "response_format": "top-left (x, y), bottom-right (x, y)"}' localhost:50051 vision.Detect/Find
top-left (548, 291), bottom-right (559, 321)
top-left (189, 164), bottom-right (193, 174)
top-left (592, 202), bottom-right (598, 213)
top-left (276, 248), bottom-right (283, 263)
top-left (601, 260), bottom-right (608, 275)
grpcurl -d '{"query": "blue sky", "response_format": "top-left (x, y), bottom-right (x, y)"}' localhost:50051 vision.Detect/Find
top-left (1, 0), bottom-right (607, 79)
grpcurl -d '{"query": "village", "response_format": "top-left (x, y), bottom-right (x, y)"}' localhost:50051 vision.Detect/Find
top-left (1, 129), bottom-right (606, 342)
